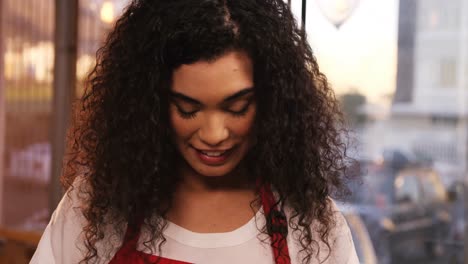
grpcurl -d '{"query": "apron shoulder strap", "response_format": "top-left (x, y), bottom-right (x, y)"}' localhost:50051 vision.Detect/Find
top-left (108, 218), bottom-right (144, 263)
top-left (259, 183), bottom-right (292, 264)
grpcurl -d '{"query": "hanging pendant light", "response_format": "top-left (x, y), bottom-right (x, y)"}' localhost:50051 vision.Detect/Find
top-left (315, 0), bottom-right (360, 29)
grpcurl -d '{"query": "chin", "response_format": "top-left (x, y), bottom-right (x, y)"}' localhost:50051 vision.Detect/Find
top-left (191, 164), bottom-right (238, 177)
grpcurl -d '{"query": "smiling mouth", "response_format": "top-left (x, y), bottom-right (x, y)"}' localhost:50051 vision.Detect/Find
top-left (191, 145), bottom-right (237, 165)
top-left (198, 149), bottom-right (229, 157)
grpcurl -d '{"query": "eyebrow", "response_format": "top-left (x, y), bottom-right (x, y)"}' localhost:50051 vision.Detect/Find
top-left (169, 88), bottom-right (254, 105)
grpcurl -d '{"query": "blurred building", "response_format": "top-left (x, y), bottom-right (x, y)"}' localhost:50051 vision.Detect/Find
top-left (361, 0), bottom-right (468, 182)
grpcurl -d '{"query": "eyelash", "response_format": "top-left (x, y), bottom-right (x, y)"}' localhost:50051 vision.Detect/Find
top-left (227, 104), bottom-right (250, 118)
top-left (177, 109), bottom-right (197, 119)
top-left (175, 103), bottom-right (251, 120)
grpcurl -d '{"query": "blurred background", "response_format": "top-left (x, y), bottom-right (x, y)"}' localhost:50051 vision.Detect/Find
top-left (0, 0), bottom-right (466, 263)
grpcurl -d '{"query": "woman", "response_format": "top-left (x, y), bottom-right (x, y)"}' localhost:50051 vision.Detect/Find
top-left (31, 0), bottom-right (358, 263)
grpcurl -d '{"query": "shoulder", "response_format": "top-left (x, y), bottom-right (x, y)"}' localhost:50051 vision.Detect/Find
top-left (30, 177), bottom-right (95, 263)
top-left (286, 198), bottom-right (360, 264)
top-left (327, 198), bottom-right (360, 264)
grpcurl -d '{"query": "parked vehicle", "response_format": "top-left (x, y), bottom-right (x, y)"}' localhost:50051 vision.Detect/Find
top-left (445, 180), bottom-right (465, 263)
top-left (347, 159), bottom-right (454, 263)
top-left (339, 205), bottom-right (378, 264)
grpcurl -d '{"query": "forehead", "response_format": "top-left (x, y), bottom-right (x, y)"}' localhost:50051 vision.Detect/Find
top-left (171, 50), bottom-right (254, 102)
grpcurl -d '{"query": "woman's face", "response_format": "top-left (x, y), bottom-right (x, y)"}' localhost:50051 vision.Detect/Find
top-left (170, 50), bottom-right (256, 177)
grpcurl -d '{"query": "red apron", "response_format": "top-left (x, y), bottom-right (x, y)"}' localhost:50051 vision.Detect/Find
top-left (109, 184), bottom-right (291, 264)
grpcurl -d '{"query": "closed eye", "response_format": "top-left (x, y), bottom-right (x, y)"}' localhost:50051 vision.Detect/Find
top-left (173, 101), bottom-right (199, 114)
top-left (171, 100), bottom-right (200, 119)
top-left (225, 99), bottom-right (253, 117)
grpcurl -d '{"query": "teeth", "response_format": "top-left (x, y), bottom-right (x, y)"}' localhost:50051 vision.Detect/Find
top-left (201, 151), bottom-right (225, 157)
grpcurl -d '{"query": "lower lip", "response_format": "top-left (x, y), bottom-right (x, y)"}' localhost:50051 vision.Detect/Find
top-left (193, 147), bottom-right (235, 166)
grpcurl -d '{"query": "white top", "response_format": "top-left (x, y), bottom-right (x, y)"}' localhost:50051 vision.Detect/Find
top-left (30, 180), bottom-right (359, 264)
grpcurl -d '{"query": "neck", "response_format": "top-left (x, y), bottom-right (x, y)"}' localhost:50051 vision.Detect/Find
top-left (177, 162), bottom-right (255, 194)
top-left (167, 161), bottom-right (260, 232)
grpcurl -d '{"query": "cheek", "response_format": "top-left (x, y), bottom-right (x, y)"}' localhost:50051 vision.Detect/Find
top-left (229, 109), bottom-right (256, 138)
top-left (169, 107), bottom-right (196, 139)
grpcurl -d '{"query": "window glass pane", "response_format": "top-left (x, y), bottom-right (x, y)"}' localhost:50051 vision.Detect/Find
top-left (439, 59), bottom-right (457, 88)
top-left (418, 0), bottom-right (461, 31)
top-left (305, 0), bottom-right (467, 262)
top-left (1, 0), bottom-right (54, 227)
top-left (421, 171), bottom-right (447, 202)
top-left (1, 1), bottom-right (55, 261)
top-left (77, 0), bottom-right (128, 96)
top-left (0, 0), bottom-right (128, 262)
top-left (394, 175), bottom-right (421, 203)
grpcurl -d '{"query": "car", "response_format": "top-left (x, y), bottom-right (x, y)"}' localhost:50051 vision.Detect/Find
top-left (347, 159), bottom-right (455, 263)
top-left (338, 204), bottom-right (378, 264)
top-left (444, 180), bottom-right (466, 263)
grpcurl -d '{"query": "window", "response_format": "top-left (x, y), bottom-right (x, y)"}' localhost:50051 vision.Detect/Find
top-left (420, 172), bottom-right (447, 202)
top-left (439, 59), bottom-right (457, 88)
top-left (431, 115), bottom-right (458, 126)
top-left (419, 0), bottom-right (461, 31)
top-left (394, 175), bottom-right (421, 204)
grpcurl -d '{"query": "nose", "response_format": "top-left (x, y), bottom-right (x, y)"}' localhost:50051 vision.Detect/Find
top-left (198, 114), bottom-right (229, 147)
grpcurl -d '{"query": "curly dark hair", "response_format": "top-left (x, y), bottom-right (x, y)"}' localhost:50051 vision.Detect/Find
top-left (64, 0), bottom-right (353, 263)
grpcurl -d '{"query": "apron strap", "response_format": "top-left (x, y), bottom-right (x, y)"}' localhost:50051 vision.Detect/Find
top-left (259, 182), bottom-right (292, 264)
